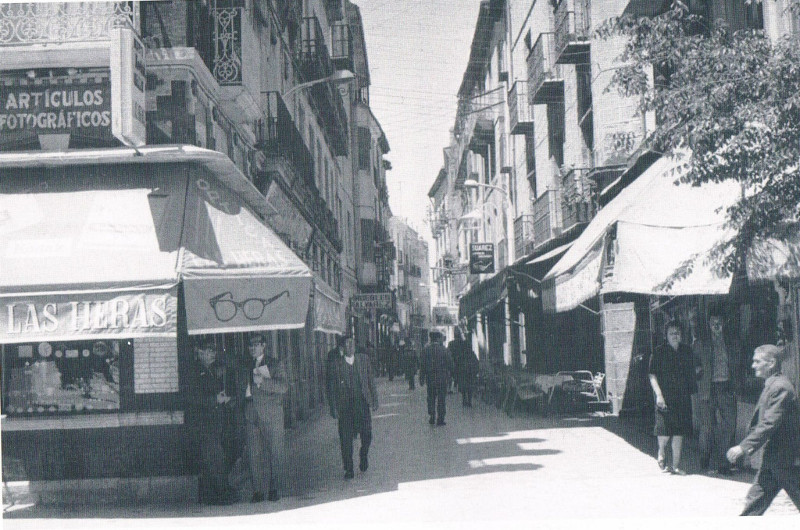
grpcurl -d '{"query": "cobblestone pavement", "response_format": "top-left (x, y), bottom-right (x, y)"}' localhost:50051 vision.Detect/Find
top-left (4, 376), bottom-right (798, 529)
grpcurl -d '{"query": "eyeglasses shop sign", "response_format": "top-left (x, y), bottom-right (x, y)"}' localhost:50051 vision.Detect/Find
top-left (1, 291), bottom-right (178, 343)
top-left (0, 80), bottom-right (112, 136)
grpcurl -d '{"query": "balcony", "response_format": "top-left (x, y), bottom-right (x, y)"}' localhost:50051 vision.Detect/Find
top-left (331, 21), bottom-right (353, 71)
top-left (532, 189), bottom-right (562, 249)
top-left (260, 91), bottom-right (315, 187)
top-left (296, 16), bottom-right (349, 156)
top-left (298, 16), bottom-right (334, 81)
top-left (0, 2), bottom-right (136, 46)
top-left (514, 214), bottom-right (536, 259)
top-left (528, 33), bottom-right (563, 105)
top-left (554, 0), bottom-right (591, 65)
top-left (560, 168), bottom-right (595, 232)
top-left (508, 80), bottom-right (534, 135)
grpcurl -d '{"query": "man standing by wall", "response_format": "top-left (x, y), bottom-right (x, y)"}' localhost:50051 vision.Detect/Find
top-left (694, 307), bottom-right (742, 474)
top-left (726, 344), bottom-right (800, 515)
top-left (239, 333), bottom-right (288, 503)
top-left (327, 336), bottom-right (379, 479)
top-left (186, 336), bottom-right (237, 505)
top-left (420, 331), bottom-right (454, 426)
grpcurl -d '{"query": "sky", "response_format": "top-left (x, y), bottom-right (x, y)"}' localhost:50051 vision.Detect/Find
top-left (355, 0), bottom-right (484, 243)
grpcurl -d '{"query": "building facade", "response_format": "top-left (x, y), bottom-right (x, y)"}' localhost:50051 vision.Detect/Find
top-left (389, 218), bottom-right (431, 351)
top-left (0, 0), bottom-right (393, 502)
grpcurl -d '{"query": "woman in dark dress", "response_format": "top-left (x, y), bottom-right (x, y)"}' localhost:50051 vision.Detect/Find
top-left (648, 320), bottom-right (698, 475)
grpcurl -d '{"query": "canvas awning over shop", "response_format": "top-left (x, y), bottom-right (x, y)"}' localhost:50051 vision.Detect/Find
top-left (313, 280), bottom-right (346, 335)
top-left (458, 269), bottom-right (508, 321)
top-left (0, 145), bottom-right (312, 343)
top-left (542, 154), bottom-right (742, 313)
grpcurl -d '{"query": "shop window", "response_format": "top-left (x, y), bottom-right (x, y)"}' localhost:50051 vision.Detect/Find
top-left (2, 339), bottom-right (129, 416)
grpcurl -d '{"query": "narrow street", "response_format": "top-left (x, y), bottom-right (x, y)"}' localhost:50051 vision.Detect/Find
top-left (4, 376), bottom-right (797, 528)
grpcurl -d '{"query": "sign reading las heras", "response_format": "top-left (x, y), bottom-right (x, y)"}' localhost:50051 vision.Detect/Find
top-left (351, 293), bottom-right (392, 311)
top-left (469, 243), bottom-right (495, 274)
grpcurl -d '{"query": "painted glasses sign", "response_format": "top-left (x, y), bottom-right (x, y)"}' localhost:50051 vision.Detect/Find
top-left (0, 80), bottom-right (112, 137)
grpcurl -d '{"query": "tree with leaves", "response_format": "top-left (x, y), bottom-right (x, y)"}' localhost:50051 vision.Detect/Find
top-left (597, 1), bottom-right (800, 282)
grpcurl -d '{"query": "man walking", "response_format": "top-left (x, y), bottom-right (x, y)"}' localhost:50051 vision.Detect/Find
top-left (726, 344), bottom-right (800, 515)
top-left (400, 340), bottom-right (418, 390)
top-left (694, 308), bottom-right (742, 474)
top-left (327, 336), bottom-right (379, 479)
top-left (420, 331), bottom-right (454, 426)
top-left (239, 333), bottom-right (288, 503)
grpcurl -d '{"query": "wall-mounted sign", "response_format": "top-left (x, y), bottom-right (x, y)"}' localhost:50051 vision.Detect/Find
top-left (469, 243), bottom-right (495, 274)
top-left (0, 289), bottom-right (178, 344)
top-left (351, 293), bottom-right (393, 312)
top-left (0, 78), bottom-right (113, 146)
top-left (110, 27), bottom-right (146, 147)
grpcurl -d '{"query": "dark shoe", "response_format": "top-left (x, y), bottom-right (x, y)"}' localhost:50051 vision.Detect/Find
top-left (436, 420), bottom-right (446, 426)
top-left (429, 416), bottom-right (435, 425)
top-left (344, 469), bottom-right (354, 479)
top-left (359, 454), bottom-right (368, 472)
top-left (267, 489), bottom-right (280, 502)
top-left (251, 492), bottom-right (266, 503)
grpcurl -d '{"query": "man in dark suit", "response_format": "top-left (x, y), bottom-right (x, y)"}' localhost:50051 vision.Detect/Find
top-left (186, 336), bottom-right (237, 505)
top-left (420, 331), bottom-right (454, 426)
top-left (326, 335), bottom-right (379, 479)
top-left (238, 333), bottom-right (288, 503)
top-left (694, 308), bottom-right (743, 474)
top-left (726, 344), bottom-right (800, 515)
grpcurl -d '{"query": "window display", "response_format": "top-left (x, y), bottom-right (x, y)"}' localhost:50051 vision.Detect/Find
top-left (2, 339), bottom-right (123, 415)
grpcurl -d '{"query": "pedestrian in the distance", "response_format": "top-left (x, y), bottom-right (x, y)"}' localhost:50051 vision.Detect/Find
top-left (420, 331), bottom-right (454, 426)
top-left (400, 340), bottom-right (418, 390)
top-left (187, 336), bottom-right (237, 505)
top-left (327, 335), bottom-right (379, 479)
top-left (461, 346), bottom-right (479, 407)
top-left (693, 306), bottom-right (743, 474)
top-left (648, 320), bottom-right (698, 475)
top-left (448, 328), bottom-right (468, 394)
top-left (239, 333), bottom-right (288, 503)
top-left (726, 344), bottom-right (800, 515)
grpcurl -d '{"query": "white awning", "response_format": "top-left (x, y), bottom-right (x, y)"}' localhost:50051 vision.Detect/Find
top-left (542, 153), bottom-right (742, 312)
top-left (526, 242), bottom-right (573, 265)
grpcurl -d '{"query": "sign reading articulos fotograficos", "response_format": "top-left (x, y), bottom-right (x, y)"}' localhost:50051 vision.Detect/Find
top-left (0, 78), bottom-right (113, 141)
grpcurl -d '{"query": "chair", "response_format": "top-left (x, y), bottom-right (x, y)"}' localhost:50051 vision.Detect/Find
top-left (502, 371), bottom-right (545, 417)
top-left (554, 371), bottom-right (610, 412)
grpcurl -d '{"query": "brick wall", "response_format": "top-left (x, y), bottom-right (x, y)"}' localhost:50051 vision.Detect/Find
top-left (134, 337), bottom-right (179, 394)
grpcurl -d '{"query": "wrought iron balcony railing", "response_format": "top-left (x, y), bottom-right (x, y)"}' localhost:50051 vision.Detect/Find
top-left (514, 214), bottom-right (536, 259)
top-left (532, 188), bottom-right (562, 249)
top-left (554, 0), bottom-right (591, 65)
top-left (528, 32), bottom-right (563, 105)
top-left (508, 80), bottom-right (533, 135)
top-left (260, 91), bottom-right (315, 185)
top-left (331, 21), bottom-right (352, 71)
top-left (560, 167), bottom-right (595, 232)
top-left (298, 16), bottom-right (333, 81)
top-left (0, 1), bottom-right (136, 46)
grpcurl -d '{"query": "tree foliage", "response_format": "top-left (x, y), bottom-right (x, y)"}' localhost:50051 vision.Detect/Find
top-left (597, 1), bottom-right (800, 280)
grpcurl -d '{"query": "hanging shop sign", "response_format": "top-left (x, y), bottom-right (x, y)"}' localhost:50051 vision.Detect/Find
top-left (110, 27), bottom-right (146, 147)
top-left (1, 288), bottom-right (178, 344)
top-left (351, 293), bottom-right (393, 312)
top-left (469, 243), bottom-right (495, 274)
top-left (0, 78), bottom-right (113, 145)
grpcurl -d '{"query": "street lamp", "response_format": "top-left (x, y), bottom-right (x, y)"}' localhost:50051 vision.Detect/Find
top-left (282, 69), bottom-right (356, 100)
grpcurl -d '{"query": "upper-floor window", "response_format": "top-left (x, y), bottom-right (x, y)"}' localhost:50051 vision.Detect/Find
top-left (358, 127), bottom-right (371, 170)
